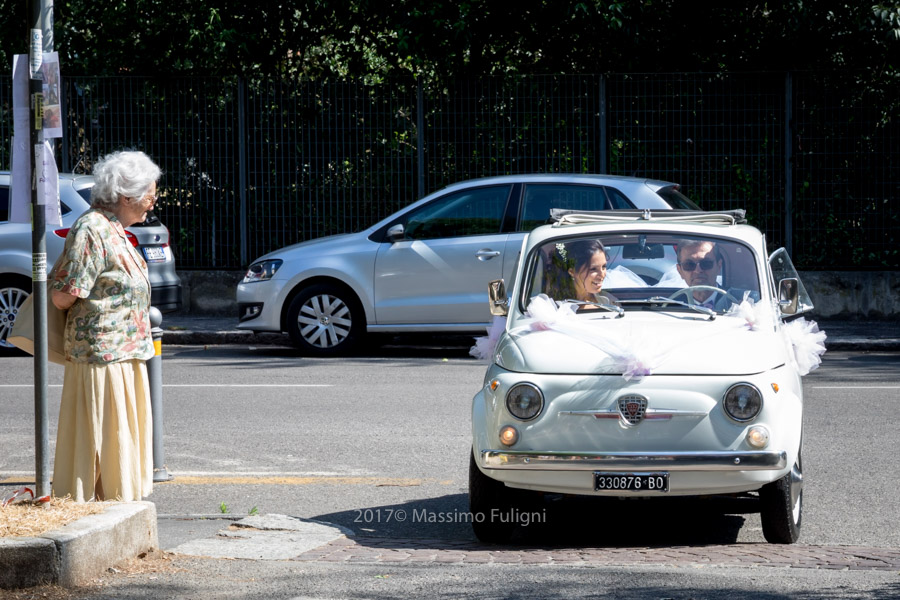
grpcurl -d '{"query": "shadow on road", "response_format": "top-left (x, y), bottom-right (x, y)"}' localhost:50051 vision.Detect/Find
top-left (314, 492), bottom-right (755, 548)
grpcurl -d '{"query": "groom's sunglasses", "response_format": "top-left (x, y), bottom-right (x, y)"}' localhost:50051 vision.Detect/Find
top-left (680, 259), bottom-right (717, 271)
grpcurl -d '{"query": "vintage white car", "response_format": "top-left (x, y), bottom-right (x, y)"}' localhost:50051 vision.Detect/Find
top-left (469, 209), bottom-right (826, 544)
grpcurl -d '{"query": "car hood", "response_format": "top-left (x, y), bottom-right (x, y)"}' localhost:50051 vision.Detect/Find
top-left (497, 311), bottom-right (788, 376)
top-left (255, 233), bottom-right (359, 261)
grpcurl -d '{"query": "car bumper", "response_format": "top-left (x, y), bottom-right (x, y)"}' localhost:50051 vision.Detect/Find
top-left (151, 284), bottom-right (182, 313)
top-left (480, 449), bottom-right (786, 470)
top-left (235, 280), bottom-right (286, 332)
top-left (475, 449), bottom-right (790, 497)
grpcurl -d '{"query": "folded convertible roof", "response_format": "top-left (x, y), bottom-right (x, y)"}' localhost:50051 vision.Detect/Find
top-left (549, 208), bottom-right (747, 227)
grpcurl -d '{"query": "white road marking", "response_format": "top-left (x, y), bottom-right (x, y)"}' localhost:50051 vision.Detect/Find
top-left (0, 384), bottom-right (332, 388)
top-left (811, 386), bottom-right (900, 389)
top-left (2, 470), bottom-right (349, 477)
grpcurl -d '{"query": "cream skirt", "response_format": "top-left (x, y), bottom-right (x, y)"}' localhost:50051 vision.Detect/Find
top-left (52, 359), bottom-right (153, 502)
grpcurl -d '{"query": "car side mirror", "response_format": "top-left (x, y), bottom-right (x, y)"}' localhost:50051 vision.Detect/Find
top-left (488, 279), bottom-right (509, 316)
top-left (778, 278), bottom-right (799, 315)
top-left (386, 223), bottom-right (405, 242)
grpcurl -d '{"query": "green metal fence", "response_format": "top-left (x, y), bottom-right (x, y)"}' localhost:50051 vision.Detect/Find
top-left (2, 72), bottom-right (897, 270)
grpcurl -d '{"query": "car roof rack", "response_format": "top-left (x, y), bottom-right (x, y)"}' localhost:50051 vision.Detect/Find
top-left (549, 208), bottom-right (747, 226)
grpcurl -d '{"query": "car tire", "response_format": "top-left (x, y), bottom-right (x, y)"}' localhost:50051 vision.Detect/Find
top-left (0, 275), bottom-right (32, 353)
top-left (469, 451), bottom-right (518, 544)
top-left (285, 283), bottom-right (365, 356)
top-left (760, 447), bottom-right (803, 544)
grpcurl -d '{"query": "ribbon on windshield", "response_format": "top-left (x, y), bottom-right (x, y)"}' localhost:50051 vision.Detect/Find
top-left (516, 294), bottom-right (687, 381)
top-left (470, 293), bottom-right (826, 380)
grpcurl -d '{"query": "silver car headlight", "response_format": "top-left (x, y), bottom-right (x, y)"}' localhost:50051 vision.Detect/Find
top-left (506, 383), bottom-right (543, 421)
top-left (242, 259), bottom-right (283, 283)
top-left (723, 383), bottom-right (763, 422)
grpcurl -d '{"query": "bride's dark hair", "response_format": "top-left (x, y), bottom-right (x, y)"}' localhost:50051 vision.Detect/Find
top-left (544, 239), bottom-right (606, 301)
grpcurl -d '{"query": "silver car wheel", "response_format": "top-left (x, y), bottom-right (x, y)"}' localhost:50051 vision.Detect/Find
top-left (296, 293), bottom-right (352, 349)
top-left (0, 284), bottom-right (30, 349)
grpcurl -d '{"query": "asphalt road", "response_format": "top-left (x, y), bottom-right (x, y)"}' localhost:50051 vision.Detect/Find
top-left (2, 346), bottom-right (899, 598)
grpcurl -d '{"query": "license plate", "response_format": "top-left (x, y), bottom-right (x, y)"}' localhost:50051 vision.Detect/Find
top-left (143, 246), bottom-right (167, 262)
top-left (593, 472), bottom-right (669, 492)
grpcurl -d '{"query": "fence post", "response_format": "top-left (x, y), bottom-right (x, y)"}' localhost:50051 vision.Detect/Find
top-left (784, 72), bottom-right (793, 257)
top-left (417, 79), bottom-right (425, 199)
top-left (238, 77), bottom-right (248, 268)
top-left (599, 75), bottom-right (608, 174)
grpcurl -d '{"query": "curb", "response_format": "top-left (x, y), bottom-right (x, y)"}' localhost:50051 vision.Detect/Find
top-left (0, 501), bottom-right (158, 589)
top-left (162, 330), bottom-right (289, 346)
top-left (824, 338), bottom-right (900, 352)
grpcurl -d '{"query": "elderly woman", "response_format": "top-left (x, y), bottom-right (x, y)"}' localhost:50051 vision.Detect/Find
top-left (50, 150), bottom-right (160, 502)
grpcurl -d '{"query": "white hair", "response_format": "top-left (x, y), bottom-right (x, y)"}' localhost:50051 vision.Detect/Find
top-left (90, 150), bottom-right (161, 209)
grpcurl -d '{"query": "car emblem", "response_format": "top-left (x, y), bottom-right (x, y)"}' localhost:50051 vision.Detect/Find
top-left (617, 394), bottom-right (648, 426)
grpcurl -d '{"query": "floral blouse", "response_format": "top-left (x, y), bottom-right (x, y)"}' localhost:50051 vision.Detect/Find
top-left (51, 208), bottom-right (154, 363)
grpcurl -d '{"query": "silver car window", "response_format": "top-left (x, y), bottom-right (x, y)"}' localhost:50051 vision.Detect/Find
top-left (404, 185), bottom-right (510, 240)
top-left (520, 184), bottom-right (629, 231)
top-left (0, 186), bottom-right (8, 222)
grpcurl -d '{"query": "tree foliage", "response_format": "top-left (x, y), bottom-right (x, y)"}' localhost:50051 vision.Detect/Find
top-left (1, 1), bottom-right (897, 80)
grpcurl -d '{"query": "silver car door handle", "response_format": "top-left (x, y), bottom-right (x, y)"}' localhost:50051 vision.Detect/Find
top-left (476, 249), bottom-right (501, 261)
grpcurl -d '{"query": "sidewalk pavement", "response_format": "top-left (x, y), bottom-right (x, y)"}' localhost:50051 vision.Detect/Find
top-left (158, 314), bottom-right (900, 352)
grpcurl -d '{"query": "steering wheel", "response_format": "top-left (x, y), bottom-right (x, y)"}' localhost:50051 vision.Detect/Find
top-left (666, 286), bottom-right (740, 307)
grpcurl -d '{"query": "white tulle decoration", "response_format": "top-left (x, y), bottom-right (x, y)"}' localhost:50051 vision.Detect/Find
top-left (524, 293), bottom-right (578, 327)
top-left (520, 294), bottom-right (666, 381)
top-left (478, 293), bottom-right (824, 381)
top-left (724, 292), bottom-right (772, 331)
top-left (783, 318), bottom-right (827, 375)
top-left (469, 315), bottom-right (508, 361)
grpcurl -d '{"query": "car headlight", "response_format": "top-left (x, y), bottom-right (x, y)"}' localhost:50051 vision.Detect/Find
top-left (242, 259), bottom-right (283, 283)
top-left (506, 383), bottom-right (543, 421)
top-left (723, 383), bottom-right (763, 422)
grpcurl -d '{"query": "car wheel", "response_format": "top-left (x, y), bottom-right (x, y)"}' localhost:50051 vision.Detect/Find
top-left (0, 275), bottom-right (32, 352)
top-left (760, 447), bottom-right (803, 544)
top-left (469, 451), bottom-right (518, 544)
top-left (285, 283), bottom-right (365, 356)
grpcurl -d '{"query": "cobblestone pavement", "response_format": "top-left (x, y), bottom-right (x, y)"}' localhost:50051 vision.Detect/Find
top-left (292, 537), bottom-right (900, 571)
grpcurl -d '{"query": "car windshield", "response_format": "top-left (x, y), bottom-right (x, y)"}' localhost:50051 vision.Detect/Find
top-left (523, 231), bottom-right (761, 314)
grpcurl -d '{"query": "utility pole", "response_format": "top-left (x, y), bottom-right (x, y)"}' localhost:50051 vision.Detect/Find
top-left (27, 0), bottom-right (53, 498)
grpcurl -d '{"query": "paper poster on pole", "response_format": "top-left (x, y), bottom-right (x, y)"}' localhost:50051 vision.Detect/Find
top-left (10, 56), bottom-right (61, 226)
top-left (37, 142), bottom-right (61, 226)
top-left (29, 29), bottom-right (42, 79)
top-left (40, 52), bottom-right (62, 139)
top-left (10, 55), bottom-right (31, 224)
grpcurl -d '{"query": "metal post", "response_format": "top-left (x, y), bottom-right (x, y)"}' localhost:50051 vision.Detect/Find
top-left (28, 0), bottom-right (50, 499)
top-left (147, 307), bottom-right (172, 482)
top-left (599, 75), bottom-right (608, 174)
top-left (784, 72), bottom-right (793, 257)
top-left (237, 77), bottom-right (248, 268)
top-left (416, 79), bottom-right (425, 199)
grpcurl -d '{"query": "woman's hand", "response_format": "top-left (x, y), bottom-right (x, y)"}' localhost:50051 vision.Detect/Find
top-left (51, 288), bottom-right (77, 310)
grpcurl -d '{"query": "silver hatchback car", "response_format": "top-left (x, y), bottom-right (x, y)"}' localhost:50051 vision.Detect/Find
top-left (236, 174), bottom-right (700, 355)
top-left (0, 172), bottom-right (182, 351)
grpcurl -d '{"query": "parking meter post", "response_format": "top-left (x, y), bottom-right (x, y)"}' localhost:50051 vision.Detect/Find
top-left (148, 307), bottom-right (172, 482)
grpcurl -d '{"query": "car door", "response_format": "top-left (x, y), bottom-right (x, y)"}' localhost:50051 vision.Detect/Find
top-left (373, 185), bottom-right (513, 325)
